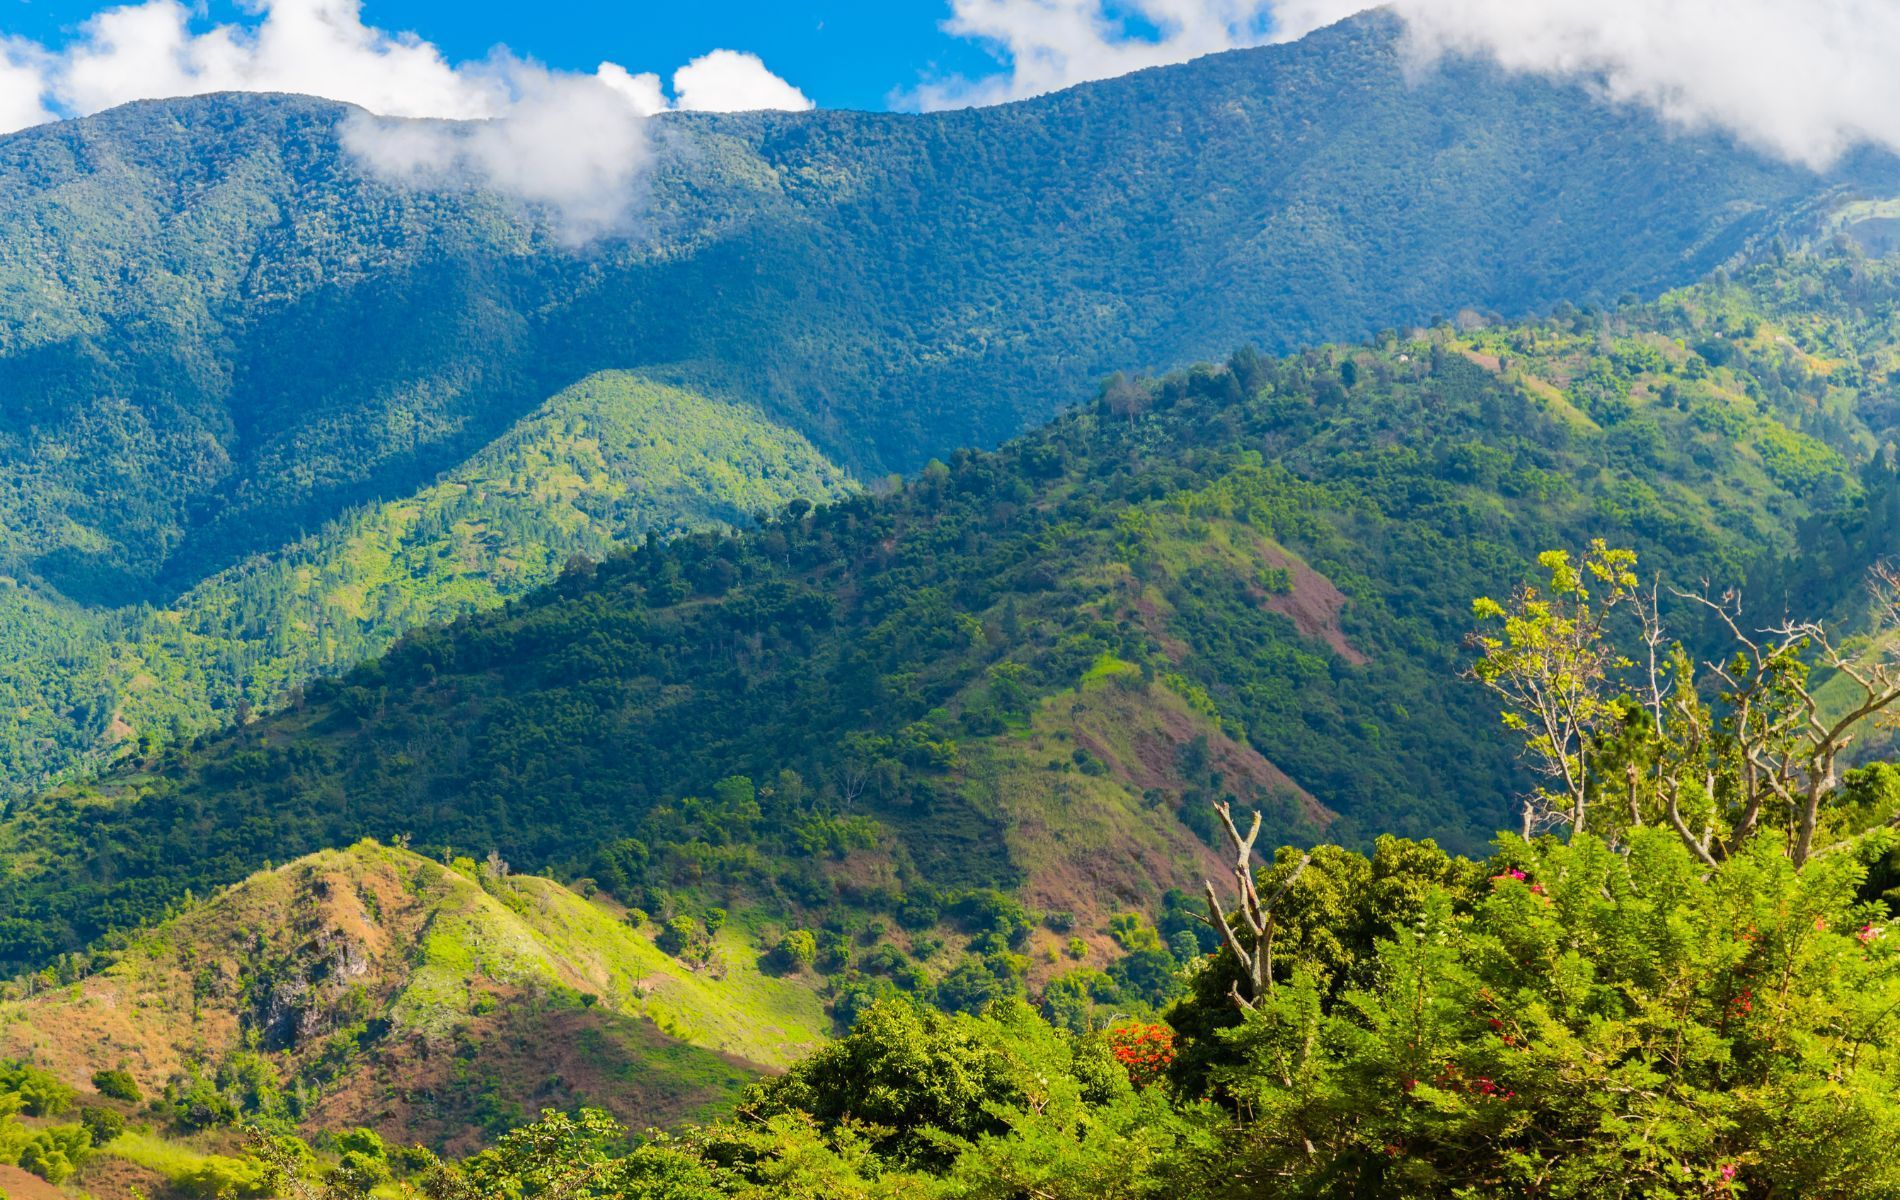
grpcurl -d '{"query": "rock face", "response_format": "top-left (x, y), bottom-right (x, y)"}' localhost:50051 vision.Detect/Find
top-left (250, 925), bottom-right (374, 1051)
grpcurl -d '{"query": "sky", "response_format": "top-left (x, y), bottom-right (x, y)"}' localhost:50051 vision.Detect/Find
top-left (1, 0), bottom-right (1896, 241)
top-left (0, 0), bottom-right (1009, 112)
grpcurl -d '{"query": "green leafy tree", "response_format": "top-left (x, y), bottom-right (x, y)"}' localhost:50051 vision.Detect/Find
top-left (1474, 546), bottom-right (1900, 865)
top-left (1468, 540), bottom-right (1640, 838)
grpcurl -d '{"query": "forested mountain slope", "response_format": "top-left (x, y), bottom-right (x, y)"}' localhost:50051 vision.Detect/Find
top-left (2, 9), bottom-right (1896, 791)
top-left (0, 372), bottom-right (847, 790)
top-left (8, 251), bottom-right (1899, 974)
top-left (2, 8), bottom-right (1892, 599)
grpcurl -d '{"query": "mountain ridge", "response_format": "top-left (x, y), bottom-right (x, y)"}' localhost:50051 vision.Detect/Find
top-left (2, 11), bottom-right (1894, 791)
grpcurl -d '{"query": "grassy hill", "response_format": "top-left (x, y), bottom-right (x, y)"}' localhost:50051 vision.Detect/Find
top-left (8, 251), bottom-right (1899, 977)
top-left (0, 838), bottom-right (827, 1170)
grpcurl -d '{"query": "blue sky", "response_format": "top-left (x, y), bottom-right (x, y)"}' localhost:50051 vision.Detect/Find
top-left (0, 1), bottom-right (1015, 111)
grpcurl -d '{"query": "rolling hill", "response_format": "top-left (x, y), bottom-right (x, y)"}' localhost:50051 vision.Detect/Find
top-left (0, 839), bottom-right (833, 1192)
top-left (0, 371), bottom-right (848, 790)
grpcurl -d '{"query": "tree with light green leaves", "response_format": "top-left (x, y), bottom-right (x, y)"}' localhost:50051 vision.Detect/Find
top-left (1470, 543), bottom-right (1900, 865)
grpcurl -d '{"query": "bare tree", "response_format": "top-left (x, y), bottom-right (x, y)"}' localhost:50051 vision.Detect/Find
top-left (1202, 801), bottom-right (1308, 1010)
top-left (1666, 561), bottom-right (1900, 865)
top-left (1102, 371), bottom-right (1152, 429)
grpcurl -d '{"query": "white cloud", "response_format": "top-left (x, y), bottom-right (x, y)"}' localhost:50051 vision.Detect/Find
top-left (596, 62), bottom-right (668, 117)
top-left (341, 61), bottom-right (654, 244)
top-left (53, 0), bottom-right (494, 119)
top-left (0, 40), bottom-right (52, 132)
top-left (0, 0), bottom-right (810, 240)
top-left (673, 49), bottom-right (814, 113)
top-left (908, 0), bottom-right (1366, 108)
top-left (918, 0), bottom-right (1900, 172)
top-left (1393, 0), bottom-right (1900, 170)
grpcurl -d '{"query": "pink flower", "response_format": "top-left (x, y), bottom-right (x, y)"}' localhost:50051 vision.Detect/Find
top-left (1859, 924), bottom-right (1883, 945)
top-left (1815, 917), bottom-right (1829, 932)
top-left (1719, 1163), bottom-right (1737, 1182)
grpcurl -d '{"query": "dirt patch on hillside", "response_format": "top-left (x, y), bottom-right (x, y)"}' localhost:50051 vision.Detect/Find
top-left (1126, 588), bottom-right (1191, 663)
top-left (71, 1154), bottom-right (170, 1200)
top-left (996, 680), bottom-right (1334, 923)
top-left (310, 993), bottom-right (759, 1154)
top-left (1461, 348), bottom-right (1503, 373)
top-left (1245, 537), bottom-right (1368, 665)
top-left (0, 1163), bottom-right (66, 1200)
top-left (1115, 701), bottom-right (1330, 829)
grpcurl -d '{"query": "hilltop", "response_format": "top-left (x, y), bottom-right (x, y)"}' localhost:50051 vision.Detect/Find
top-left (0, 839), bottom-right (828, 1174)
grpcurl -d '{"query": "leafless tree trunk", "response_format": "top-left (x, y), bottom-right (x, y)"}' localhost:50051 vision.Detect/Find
top-left (1202, 801), bottom-right (1308, 1010)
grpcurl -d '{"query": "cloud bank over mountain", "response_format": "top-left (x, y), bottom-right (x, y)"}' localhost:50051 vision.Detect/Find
top-left (3, 0), bottom-right (1895, 238)
top-left (0, 0), bottom-right (811, 239)
top-left (921, 0), bottom-right (1900, 173)
top-left (1394, 0), bottom-right (1900, 170)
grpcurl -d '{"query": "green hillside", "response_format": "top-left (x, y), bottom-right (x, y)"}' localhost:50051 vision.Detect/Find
top-left (0, 11), bottom-right (1888, 614)
top-left (0, 10), bottom-right (1895, 794)
top-left (8, 250), bottom-right (1899, 976)
top-left (0, 371), bottom-right (848, 790)
top-left (0, 839), bottom-right (830, 1192)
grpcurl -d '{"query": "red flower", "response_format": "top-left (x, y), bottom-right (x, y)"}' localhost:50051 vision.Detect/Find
top-left (1106, 1022), bottom-right (1176, 1087)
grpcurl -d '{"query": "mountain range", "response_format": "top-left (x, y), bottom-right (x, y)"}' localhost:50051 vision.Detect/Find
top-left (1, 10), bottom-right (1897, 791)
top-left (6, 11), bottom-right (1900, 1195)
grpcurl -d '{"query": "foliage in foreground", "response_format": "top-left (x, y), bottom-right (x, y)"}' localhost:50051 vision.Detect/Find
top-left (259, 823), bottom-right (1900, 1200)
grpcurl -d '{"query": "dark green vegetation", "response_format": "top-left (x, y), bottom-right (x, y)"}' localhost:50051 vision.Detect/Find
top-left (1, 8), bottom-right (1896, 788)
top-left (47, 823), bottom-right (1900, 1198)
top-left (9, 250), bottom-right (1900, 977)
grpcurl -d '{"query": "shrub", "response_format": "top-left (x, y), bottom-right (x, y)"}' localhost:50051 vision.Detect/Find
top-left (91, 1068), bottom-right (141, 1103)
top-left (79, 1105), bottom-right (126, 1144)
top-left (0, 1060), bottom-right (75, 1116)
top-left (772, 930), bottom-right (818, 971)
top-left (172, 1155), bottom-right (273, 1199)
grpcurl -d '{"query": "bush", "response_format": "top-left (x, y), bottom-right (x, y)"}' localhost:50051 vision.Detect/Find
top-left (0, 1060), bottom-right (75, 1116)
top-left (91, 1068), bottom-right (141, 1103)
top-left (6, 1123), bottom-right (92, 1184)
top-left (79, 1105), bottom-right (126, 1144)
top-left (656, 915), bottom-right (709, 962)
top-left (815, 930), bottom-right (853, 974)
top-left (771, 930), bottom-right (818, 971)
top-left (334, 1127), bottom-right (385, 1158)
top-left (172, 1155), bottom-right (274, 1199)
